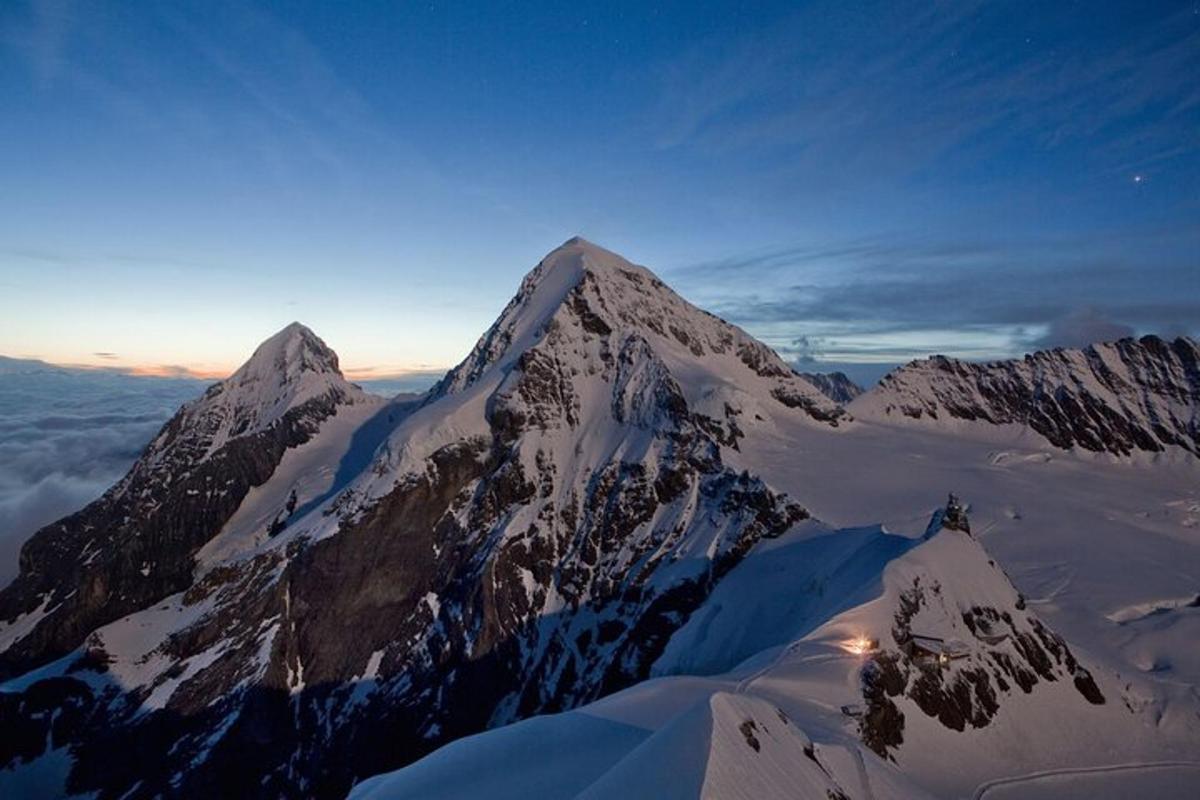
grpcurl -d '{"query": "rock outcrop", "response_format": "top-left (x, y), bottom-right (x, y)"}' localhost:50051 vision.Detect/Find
top-left (853, 336), bottom-right (1200, 456)
top-left (861, 500), bottom-right (1105, 760)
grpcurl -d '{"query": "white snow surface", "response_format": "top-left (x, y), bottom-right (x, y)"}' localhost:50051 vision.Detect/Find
top-left (354, 514), bottom-right (1199, 799)
top-left (195, 396), bottom-right (386, 570)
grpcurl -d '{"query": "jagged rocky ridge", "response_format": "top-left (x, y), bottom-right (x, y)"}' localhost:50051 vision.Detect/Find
top-left (0, 239), bottom-right (846, 799)
top-left (853, 336), bottom-right (1200, 456)
top-left (0, 323), bottom-right (374, 678)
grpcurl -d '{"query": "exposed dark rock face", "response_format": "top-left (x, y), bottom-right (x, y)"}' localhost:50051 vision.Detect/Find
top-left (860, 652), bottom-right (907, 757)
top-left (0, 394), bottom-right (340, 679)
top-left (859, 336), bottom-right (1200, 456)
top-left (798, 371), bottom-right (864, 405)
top-left (0, 323), bottom-right (370, 679)
top-left (739, 719), bottom-right (762, 751)
top-left (941, 493), bottom-right (970, 534)
top-left (860, 502), bottom-right (1106, 759)
top-left (863, 583), bottom-right (1105, 758)
top-left (923, 493), bottom-right (971, 538)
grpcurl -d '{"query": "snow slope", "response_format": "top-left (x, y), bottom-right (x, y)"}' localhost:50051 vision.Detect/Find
top-left (354, 509), bottom-right (1199, 799)
top-left (195, 397), bottom-right (412, 571)
top-left (0, 322), bottom-right (382, 677)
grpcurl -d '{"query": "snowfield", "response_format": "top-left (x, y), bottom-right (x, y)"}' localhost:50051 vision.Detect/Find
top-left (352, 485), bottom-right (1200, 799)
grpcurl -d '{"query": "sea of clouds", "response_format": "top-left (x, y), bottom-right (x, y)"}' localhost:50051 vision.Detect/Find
top-left (0, 359), bottom-right (206, 587)
top-left (0, 359), bottom-right (445, 589)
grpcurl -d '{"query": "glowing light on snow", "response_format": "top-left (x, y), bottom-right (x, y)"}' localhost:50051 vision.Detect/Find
top-left (842, 636), bottom-right (876, 655)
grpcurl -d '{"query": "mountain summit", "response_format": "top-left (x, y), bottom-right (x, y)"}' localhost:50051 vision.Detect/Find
top-left (0, 322), bottom-right (374, 678)
top-left (236, 321), bottom-right (343, 381)
top-left (438, 236), bottom-right (845, 425)
top-left (195, 322), bottom-right (359, 452)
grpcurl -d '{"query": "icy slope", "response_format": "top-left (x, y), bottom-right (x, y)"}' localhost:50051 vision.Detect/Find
top-left (852, 336), bottom-right (1200, 456)
top-left (0, 323), bottom-right (380, 678)
top-left (577, 691), bottom-right (864, 800)
top-left (353, 505), bottom-right (1198, 799)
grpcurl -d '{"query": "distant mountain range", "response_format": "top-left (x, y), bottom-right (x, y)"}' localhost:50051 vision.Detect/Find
top-left (2, 239), bottom-right (1197, 799)
top-left (856, 337), bottom-right (1200, 456)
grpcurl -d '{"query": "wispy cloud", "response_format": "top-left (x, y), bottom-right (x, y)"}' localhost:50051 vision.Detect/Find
top-left (1, 0), bottom-right (443, 195)
top-left (668, 225), bottom-right (1198, 362)
top-left (344, 365), bottom-right (447, 382)
top-left (1031, 308), bottom-right (1136, 350)
top-left (122, 364), bottom-right (226, 379)
top-left (156, 2), bottom-right (374, 186)
top-left (646, 2), bottom-right (1200, 185)
top-left (1, 354), bottom-right (227, 380)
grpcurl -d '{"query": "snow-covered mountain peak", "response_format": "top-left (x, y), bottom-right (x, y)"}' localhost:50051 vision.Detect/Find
top-left (187, 323), bottom-right (367, 454)
top-left (799, 370), bottom-right (864, 404)
top-left (853, 335), bottom-right (1200, 456)
top-left (0, 321), bottom-right (384, 687)
top-left (540, 235), bottom-right (654, 278)
top-left (434, 239), bottom-right (846, 426)
top-left (230, 321), bottom-right (343, 385)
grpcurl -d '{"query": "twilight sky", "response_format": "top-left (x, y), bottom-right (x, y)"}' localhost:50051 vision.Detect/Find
top-left (1, 0), bottom-right (1196, 380)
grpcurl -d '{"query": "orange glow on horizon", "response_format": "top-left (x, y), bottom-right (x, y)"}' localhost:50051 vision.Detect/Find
top-left (29, 357), bottom-right (445, 383)
top-left (122, 364), bottom-right (230, 379)
top-left (342, 366), bottom-right (447, 381)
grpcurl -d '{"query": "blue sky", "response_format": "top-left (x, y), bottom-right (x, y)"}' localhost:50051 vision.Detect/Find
top-left (1, 0), bottom-right (1196, 380)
